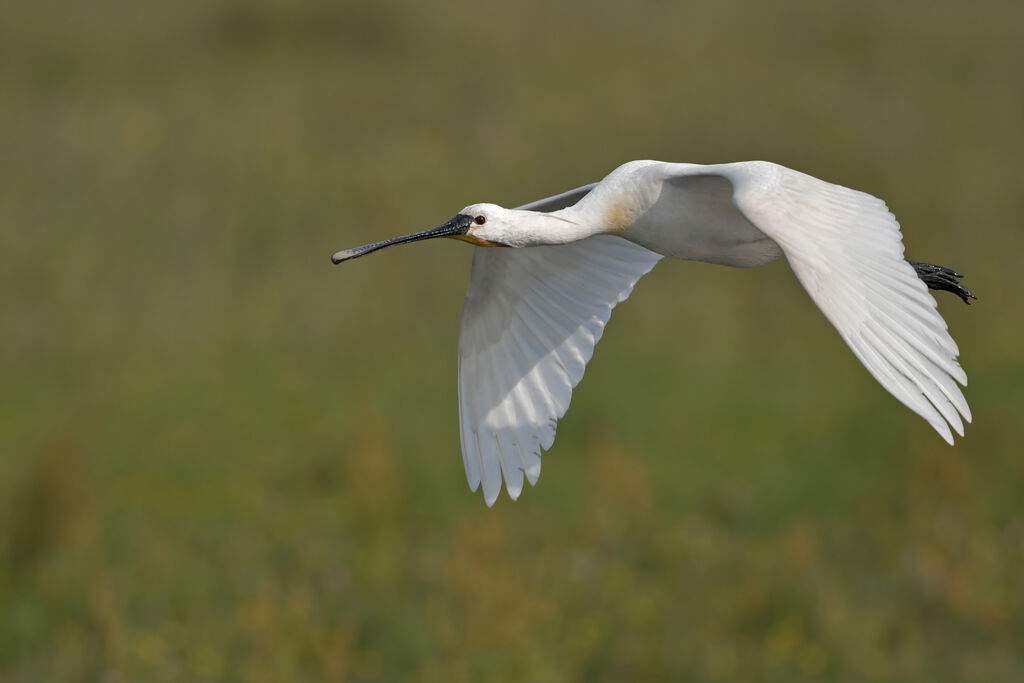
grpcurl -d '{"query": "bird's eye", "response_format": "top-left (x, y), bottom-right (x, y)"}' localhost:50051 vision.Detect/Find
top-left (474, 215), bottom-right (486, 225)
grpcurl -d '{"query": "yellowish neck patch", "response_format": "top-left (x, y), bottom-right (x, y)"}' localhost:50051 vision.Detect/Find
top-left (451, 234), bottom-right (505, 248)
top-left (604, 203), bottom-right (632, 233)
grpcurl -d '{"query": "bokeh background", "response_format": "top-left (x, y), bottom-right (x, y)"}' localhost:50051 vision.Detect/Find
top-left (2, 0), bottom-right (1023, 680)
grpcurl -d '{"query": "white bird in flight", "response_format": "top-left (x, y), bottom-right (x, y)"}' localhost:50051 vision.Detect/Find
top-left (332, 160), bottom-right (975, 506)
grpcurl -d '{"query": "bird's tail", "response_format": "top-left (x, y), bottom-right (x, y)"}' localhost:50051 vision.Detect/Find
top-left (908, 260), bottom-right (976, 304)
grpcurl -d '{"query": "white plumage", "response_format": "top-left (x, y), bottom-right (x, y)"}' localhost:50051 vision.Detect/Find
top-left (332, 160), bottom-right (972, 506)
top-left (457, 235), bottom-right (661, 501)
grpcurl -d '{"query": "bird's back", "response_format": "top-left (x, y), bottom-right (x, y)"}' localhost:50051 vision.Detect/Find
top-left (570, 161), bottom-right (785, 267)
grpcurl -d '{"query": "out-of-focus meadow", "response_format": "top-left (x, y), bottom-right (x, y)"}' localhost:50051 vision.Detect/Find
top-left (2, 0), bottom-right (1023, 680)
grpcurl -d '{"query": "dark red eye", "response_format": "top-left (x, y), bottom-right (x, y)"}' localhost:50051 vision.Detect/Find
top-left (474, 215), bottom-right (486, 225)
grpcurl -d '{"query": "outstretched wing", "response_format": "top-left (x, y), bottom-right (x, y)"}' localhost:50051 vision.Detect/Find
top-left (458, 235), bottom-right (661, 506)
top-left (515, 183), bottom-right (596, 212)
top-left (661, 161), bottom-right (970, 443)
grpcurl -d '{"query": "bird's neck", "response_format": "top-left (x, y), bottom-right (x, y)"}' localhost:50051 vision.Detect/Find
top-left (505, 209), bottom-right (603, 247)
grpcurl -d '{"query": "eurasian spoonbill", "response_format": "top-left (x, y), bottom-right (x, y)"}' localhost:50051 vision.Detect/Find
top-left (332, 160), bottom-right (975, 506)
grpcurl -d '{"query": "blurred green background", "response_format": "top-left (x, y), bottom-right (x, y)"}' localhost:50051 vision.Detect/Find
top-left (2, 0), bottom-right (1023, 680)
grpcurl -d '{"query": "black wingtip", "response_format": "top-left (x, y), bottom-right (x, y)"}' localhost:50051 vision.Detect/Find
top-left (908, 260), bottom-right (977, 305)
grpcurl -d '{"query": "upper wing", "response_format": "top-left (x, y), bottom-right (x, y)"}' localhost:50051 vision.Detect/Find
top-left (457, 235), bottom-right (662, 505)
top-left (662, 161), bottom-right (970, 443)
top-left (515, 183), bottom-right (597, 212)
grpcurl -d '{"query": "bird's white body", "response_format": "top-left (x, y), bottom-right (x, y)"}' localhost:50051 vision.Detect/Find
top-left (335, 160), bottom-right (972, 506)
top-left (575, 161), bottom-right (784, 266)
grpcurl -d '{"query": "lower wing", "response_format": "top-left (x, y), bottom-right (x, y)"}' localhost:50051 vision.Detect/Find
top-left (457, 235), bottom-right (662, 505)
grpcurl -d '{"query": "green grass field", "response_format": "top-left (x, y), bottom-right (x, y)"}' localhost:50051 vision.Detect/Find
top-left (2, 0), bottom-right (1023, 680)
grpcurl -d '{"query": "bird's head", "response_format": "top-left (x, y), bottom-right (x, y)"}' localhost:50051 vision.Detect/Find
top-left (331, 203), bottom-right (513, 265)
top-left (455, 203), bottom-right (524, 247)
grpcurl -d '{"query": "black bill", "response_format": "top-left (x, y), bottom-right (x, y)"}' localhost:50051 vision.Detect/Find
top-left (331, 213), bottom-right (475, 264)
